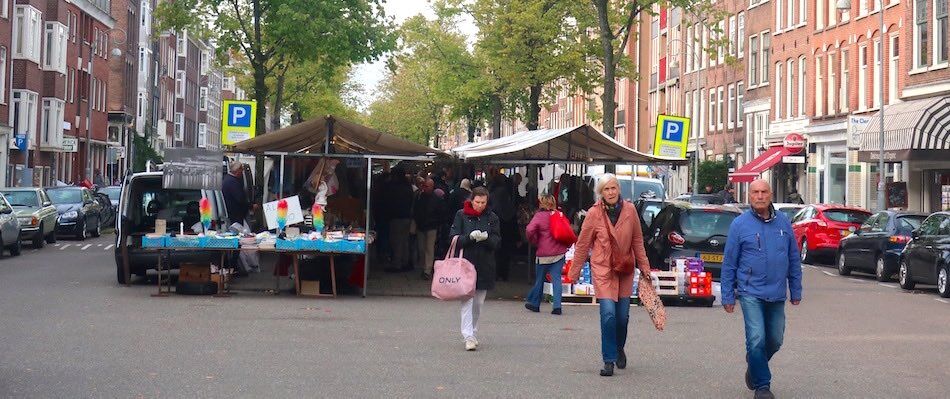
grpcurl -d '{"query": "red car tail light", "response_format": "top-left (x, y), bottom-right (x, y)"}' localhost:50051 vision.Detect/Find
top-left (889, 235), bottom-right (911, 244)
top-left (668, 232), bottom-right (685, 246)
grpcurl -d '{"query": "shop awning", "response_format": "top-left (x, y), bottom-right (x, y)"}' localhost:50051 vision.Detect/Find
top-left (858, 96), bottom-right (950, 161)
top-left (729, 146), bottom-right (799, 183)
top-left (451, 124), bottom-right (686, 165)
top-left (232, 115), bottom-right (445, 158)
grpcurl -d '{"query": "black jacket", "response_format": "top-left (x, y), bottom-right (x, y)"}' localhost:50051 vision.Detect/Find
top-left (388, 180), bottom-right (414, 219)
top-left (450, 209), bottom-right (500, 291)
top-left (413, 191), bottom-right (445, 231)
top-left (222, 173), bottom-right (248, 223)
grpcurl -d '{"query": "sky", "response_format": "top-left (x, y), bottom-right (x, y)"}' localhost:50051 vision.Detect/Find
top-left (348, 0), bottom-right (477, 111)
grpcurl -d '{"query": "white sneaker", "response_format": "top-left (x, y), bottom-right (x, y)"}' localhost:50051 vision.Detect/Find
top-left (472, 337), bottom-right (479, 347)
top-left (464, 338), bottom-right (476, 351)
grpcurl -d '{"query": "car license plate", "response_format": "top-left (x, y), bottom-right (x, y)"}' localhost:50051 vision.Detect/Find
top-left (700, 253), bottom-right (723, 263)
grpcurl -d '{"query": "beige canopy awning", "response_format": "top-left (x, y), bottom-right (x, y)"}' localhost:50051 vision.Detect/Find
top-left (232, 115), bottom-right (445, 158)
top-left (451, 124), bottom-right (687, 165)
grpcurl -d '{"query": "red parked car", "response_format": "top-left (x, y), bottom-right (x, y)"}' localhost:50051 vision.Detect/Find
top-left (791, 204), bottom-right (872, 263)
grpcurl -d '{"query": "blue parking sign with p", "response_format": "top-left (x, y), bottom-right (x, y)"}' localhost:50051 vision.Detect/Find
top-left (662, 120), bottom-right (683, 142)
top-left (229, 104), bottom-right (252, 127)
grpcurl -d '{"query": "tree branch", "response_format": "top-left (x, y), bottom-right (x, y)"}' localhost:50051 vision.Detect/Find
top-left (615, 4), bottom-right (646, 61)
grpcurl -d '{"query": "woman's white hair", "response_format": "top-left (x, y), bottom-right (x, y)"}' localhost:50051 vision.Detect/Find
top-left (594, 173), bottom-right (620, 201)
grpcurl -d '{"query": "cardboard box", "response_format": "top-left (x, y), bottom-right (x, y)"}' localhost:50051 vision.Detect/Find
top-left (300, 280), bottom-right (321, 295)
top-left (179, 263), bottom-right (211, 282)
top-left (573, 284), bottom-right (595, 296)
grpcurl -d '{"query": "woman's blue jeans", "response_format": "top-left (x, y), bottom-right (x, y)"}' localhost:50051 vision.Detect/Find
top-left (525, 258), bottom-right (565, 309)
top-left (599, 297), bottom-right (630, 363)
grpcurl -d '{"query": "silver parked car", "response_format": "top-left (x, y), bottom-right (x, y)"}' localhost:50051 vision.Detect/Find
top-left (0, 187), bottom-right (58, 248)
top-left (0, 193), bottom-right (23, 256)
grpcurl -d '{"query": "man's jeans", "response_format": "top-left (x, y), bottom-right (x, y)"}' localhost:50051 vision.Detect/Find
top-left (525, 258), bottom-right (565, 309)
top-left (738, 295), bottom-right (786, 389)
top-left (599, 297), bottom-right (631, 363)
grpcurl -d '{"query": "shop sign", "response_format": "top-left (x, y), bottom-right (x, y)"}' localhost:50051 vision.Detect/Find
top-left (782, 156), bottom-right (806, 164)
top-left (848, 115), bottom-right (872, 150)
top-left (62, 137), bottom-right (78, 153)
top-left (783, 133), bottom-right (806, 153)
top-left (653, 114), bottom-right (691, 158)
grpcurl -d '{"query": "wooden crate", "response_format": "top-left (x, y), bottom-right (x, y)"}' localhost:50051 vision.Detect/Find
top-left (652, 271), bottom-right (681, 296)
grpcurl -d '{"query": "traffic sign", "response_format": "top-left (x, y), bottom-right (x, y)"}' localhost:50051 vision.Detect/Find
top-left (221, 100), bottom-right (257, 145)
top-left (653, 114), bottom-right (691, 158)
top-left (14, 134), bottom-right (28, 152)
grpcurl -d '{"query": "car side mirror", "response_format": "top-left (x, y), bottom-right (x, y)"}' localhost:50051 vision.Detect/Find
top-left (43, 201), bottom-right (52, 207)
top-left (912, 230), bottom-right (920, 239)
top-left (0, 207), bottom-right (12, 214)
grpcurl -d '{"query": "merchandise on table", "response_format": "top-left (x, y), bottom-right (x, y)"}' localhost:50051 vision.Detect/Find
top-left (143, 234), bottom-right (168, 248)
top-left (200, 198), bottom-right (212, 232)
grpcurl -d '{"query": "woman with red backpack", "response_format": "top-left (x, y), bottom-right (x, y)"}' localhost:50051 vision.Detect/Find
top-left (524, 194), bottom-right (575, 315)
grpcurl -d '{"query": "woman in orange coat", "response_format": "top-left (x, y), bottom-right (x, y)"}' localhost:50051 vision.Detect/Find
top-left (569, 173), bottom-right (652, 377)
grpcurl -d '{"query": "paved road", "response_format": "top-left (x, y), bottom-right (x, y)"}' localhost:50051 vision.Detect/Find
top-left (1, 235), bottom-right (948, 398)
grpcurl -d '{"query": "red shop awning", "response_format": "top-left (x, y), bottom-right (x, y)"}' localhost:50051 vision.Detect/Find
top-left (729, 146), bottom-right (798, 183)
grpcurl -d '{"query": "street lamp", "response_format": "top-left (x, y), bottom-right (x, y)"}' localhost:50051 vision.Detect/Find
top-left (837, 0), bottom-right (885, 211)
top-left (85, 28), bottom-right (125, 183)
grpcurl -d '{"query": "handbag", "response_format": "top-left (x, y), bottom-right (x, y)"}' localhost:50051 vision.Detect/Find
top-left (638, 273), bottom-right (667, 331)
top-left (549, 210), bottom-right (577, 245)
top-left (600, 202), bottom-right (636, 274)
top-left (431, 236), bottom-right (477, 300)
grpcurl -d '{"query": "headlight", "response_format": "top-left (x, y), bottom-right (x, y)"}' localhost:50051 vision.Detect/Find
top-left (62, 211), bottom-right (79, 220)
top-left (17, 217), bottom-right (32, 225)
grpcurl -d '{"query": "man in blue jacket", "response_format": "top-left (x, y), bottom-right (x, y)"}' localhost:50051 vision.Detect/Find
top-left (721, 179), bottom-right (803, 399)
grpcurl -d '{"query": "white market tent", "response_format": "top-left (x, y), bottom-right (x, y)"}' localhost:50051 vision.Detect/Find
top-left (451, 124), bottom-right (687, 165)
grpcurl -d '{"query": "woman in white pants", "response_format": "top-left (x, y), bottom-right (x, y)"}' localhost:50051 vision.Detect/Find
top-left (449, 187), bottom-right (501, 351)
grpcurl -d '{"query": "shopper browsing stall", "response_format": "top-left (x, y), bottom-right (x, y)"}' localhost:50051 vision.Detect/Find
top-left (569, 173), bottom-right (652, 377)
top-left (449, 187), bottom-right (500, 351)
top-left (524, 194), bottom-right (571, 314)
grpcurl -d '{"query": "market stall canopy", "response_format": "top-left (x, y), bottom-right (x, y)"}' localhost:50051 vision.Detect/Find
top-left (451, 125), bottom-right (687, 164)
top-left (232, 115), bottom-right (446, 157)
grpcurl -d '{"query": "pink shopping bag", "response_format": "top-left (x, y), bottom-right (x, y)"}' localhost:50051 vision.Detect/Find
top-left (431, 236), bottom-right (477, 300)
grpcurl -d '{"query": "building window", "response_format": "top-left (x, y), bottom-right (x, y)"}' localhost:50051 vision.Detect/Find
top-left (817, 0), bottom-right (825, 29)
top-left (873, 39), bottom-right (882, 108)
top-left (718, 20), bottom-right (725, 64)
top-left (775, 62), bottom-right (783, 119)
top-left (43, 22), bottom-right (67, 74)
top-left (798, 0), bottom-right (806, 25)
top-left (69, 68), bottom-right (76, 103)
top-left (709, 90), bottom-right (716, 130)
top-left (717, 86), bottom-right (725, 130)
top-left (786, 60), bottom-right (793, 118)
top-left (749, 35), bottom-right (759, 85)
top-left (139, 47), bottom-right (147, 73)
top-left (937, 1), bottom-right (948, 64)
top-left (786, 0), bottom-right (794, 28)
top-left (761, 33), bottom-right (770, 83)
top-left (698, 89), bottom-right (706, 138)
top-left (728, 84), bottom-right (736, 128)
top-left (201, 50), bottom-right (210, 75)
top-left (41, 98), bottom-right (65, 148)
top-left (175, 71), bottom-right (185, 98)
top-left (828, 53), bottom-right (836, 113)
top-left (916, 0), bottom-right (929, 68)
top-left (777, 0), bottom-right (783, 31)
top-left (174, 112), bottom-right (184, 141)
top-left (737, 82), bottom-right (744, 127)
top-left (889, 35), bottom-right (899, 104)
top-left (12, 6), bottom-right (42, 64)
top-left (798, 56), bottom-right (805, 117)
top-left (176, 31), bottom-right (187, 57)
top-left (686, 25), bottom-right (694, 72)
top-left (199, 87), bottom-right (208, 111)
top-left (137, 92), bottom-right (146, 119)
top-left (738, 13), bottom-right (745, 58)
top-left (859, 45), bottom-right (868, 110)
top-left (729, 16), bottom-right (737, 57)
top-left (0, 0), bottom-right (7, 18)
top-left (828, 0), bottom-right (837, 25)
top-left (815, 57), bottom-right (824, 117)
top-left (11, 91), bottom-right (39, 143)
top-left (197, 123), bottom-right (207, 148)
top-left (840, 49), bottom-right (849, 112)
top-left (860, 0), bottom-right (868, 15)
top-left (0, 47), bottom-right (6, 104)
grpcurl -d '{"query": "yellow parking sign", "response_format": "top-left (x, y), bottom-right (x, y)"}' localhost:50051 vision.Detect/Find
top-left (653, 114), bottom-right (691, 158)
top-left (222, 100), bottom-right (257, 145)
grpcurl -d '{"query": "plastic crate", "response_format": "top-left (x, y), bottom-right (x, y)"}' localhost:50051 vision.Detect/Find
top-left (296, 239), bottom-right (323, 251)
top-left (202, 236), bottom-right (239, 249)
top-left (142, 235), bottom-right (167, 248)
top-left (275, 238), bottom-right (299, 250)
top-left (167, 235), bottom-right (201, 248)
top-left (323, 239), bottom-right (365, 254)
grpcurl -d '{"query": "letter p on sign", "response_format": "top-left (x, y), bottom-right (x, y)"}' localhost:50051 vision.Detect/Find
top-left (230, 104), bottom-right (252, 127)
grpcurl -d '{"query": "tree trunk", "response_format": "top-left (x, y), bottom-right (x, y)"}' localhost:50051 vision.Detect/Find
top-left (252, 0), bottom-right (266, 206)
top-left (593, 0), bottom-right (616, 138)
top-left (467, 117), bottom-right (477, 142)
top-left (271, 70), bottom-right (287, 131)
top-left (491, 94), bottom-right (502, 139)
top-left (528, 83), bottom-right (542, 131)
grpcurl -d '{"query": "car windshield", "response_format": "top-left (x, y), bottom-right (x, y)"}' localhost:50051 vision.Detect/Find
top-left (680, 209), bottom-right (738, 240)
top-left (618, 179), bottom-right (666, 201)
top-left (48, 189), bottom-right (83, 204)
top-left (824, 209), bottom-right (870, 224)
top-left (0, 191), bottom-right (39, 207)
top-left (778, 207), bottom-right (803, 220)
top-left (100, 187), bottom-right (120, 200)
top-left (896, 215), bottom-right (926, 234)
top-left (640, 202), bottom-right (664, 227)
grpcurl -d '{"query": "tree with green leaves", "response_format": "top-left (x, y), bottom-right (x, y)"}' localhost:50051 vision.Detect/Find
top-left (155, 0), bottom-right (395, 135)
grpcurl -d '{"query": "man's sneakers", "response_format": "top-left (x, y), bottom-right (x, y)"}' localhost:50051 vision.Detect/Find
top-left (745, 368), bottom-right (754, 390)
top-left (753, 387), bottom-right (775, 399)
top-left (616, 349), bottom-right (627, 369)
top-left (524, 303), bottom-right (540, 312)
top-left (464, 338), bottom-right (477, 351)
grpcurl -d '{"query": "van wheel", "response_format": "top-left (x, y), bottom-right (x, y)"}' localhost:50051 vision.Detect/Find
top-left (33, 225), bottom-right (45, 249)
top-left (9, 236), bottom-right (22, 256)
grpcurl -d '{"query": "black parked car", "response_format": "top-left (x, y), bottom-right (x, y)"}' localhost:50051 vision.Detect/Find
top-left (633, 198), bottom-right (666, 235)
top-left (644, 201), bottom-right (741, 279)
top-left (94, 192), bottom-right (116, 228)
top-left (837, 211), bottom-right (927, 281)
top-left (899, 212), bottom-right (950, 298)
top-left (47, 187), bottom-right (103, 240)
